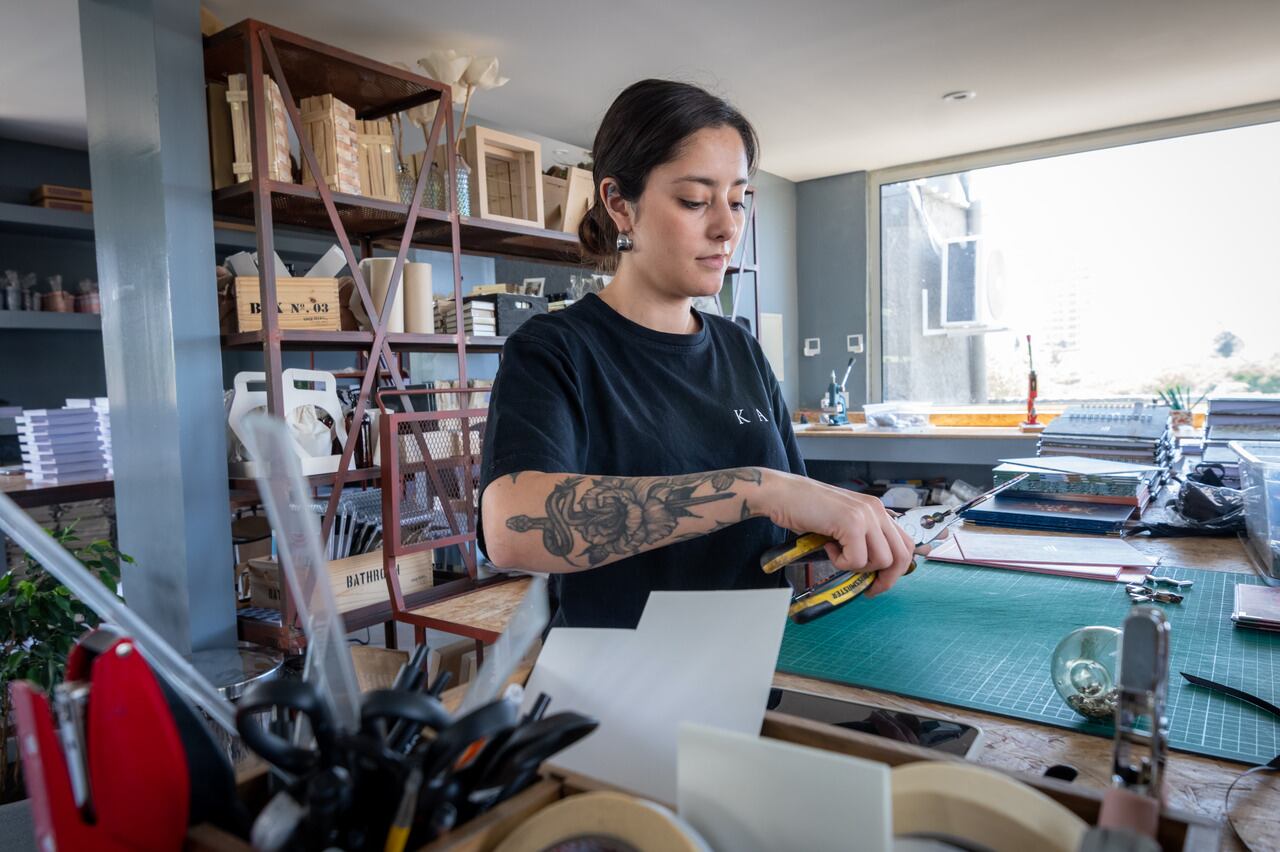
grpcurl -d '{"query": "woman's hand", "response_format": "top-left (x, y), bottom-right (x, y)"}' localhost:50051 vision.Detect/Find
top-left (757, 470), bottom-right (917, 597)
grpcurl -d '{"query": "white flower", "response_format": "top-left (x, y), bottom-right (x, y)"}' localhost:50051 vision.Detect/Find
top-left (417, 49), bottom-right (471, 104)
top-left (461, 56), bottom-right (510, 91)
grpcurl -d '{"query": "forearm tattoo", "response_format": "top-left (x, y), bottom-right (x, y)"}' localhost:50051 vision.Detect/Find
top-left (506, 468), bottom-right (762, 566)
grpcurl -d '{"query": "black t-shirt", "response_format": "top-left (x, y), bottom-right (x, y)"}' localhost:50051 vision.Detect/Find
top-left (477, 292), bottom-right (806, 629)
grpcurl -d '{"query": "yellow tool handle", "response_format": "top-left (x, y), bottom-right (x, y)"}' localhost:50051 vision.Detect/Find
top-left (760, 532), bottom-right (835, 574)
top-left (787, 560), bottom-right (920, 624)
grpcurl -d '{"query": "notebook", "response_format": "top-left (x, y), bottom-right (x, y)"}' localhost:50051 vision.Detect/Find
top-left (961, 494), bottom-right (1135, 535)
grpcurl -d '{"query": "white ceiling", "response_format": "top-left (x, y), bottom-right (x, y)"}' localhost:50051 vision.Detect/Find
top-left (3, 0), bottom-right (1279, 181)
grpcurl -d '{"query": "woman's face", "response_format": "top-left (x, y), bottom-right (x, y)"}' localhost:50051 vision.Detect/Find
top-left (613, 125), bottom-right (750, 300)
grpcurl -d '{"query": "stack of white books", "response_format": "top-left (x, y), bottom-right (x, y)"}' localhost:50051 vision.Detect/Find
top-left (436, 299), bottom-right (497, 336)
top-left (68, 397), bottom-right (112, 476)
top-left (18, 404), bottom-right (111, 482)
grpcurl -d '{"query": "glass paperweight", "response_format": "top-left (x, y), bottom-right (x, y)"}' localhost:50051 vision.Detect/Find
top-left (1050, 625), bottom-right (1121, 720)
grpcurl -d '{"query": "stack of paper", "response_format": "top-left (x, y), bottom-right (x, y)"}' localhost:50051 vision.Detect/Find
top-left (67, 397), bottom-right (111, 476)
top-left (1232, 585), bottom-right (1280, 632)
top-left (1038, 403), bottom-right (1174, 472)
top-left (993, 456), bottom-right (1159, 511)
top-left (928, 530), bottom-right (1155, 582)
top-left (17, 405), bottom-right (111, 482)
top-left (436, 299), bottom-right (497, 336)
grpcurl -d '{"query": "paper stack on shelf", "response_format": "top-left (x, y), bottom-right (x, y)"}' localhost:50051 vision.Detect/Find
top-left (928, 530), bottom-right (1155, 582)
top-left (1039, 403), bottom-right (1173, 468)
top-left (17, 404), bottom-right (112, 482)
top-left (67, 397), bottom-right (112, 476)
top-left (436, 299), bottom-right (497, 336)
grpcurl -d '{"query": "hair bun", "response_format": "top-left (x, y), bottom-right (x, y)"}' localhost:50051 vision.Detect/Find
top-left (578, 201), bottom-right (619, 273)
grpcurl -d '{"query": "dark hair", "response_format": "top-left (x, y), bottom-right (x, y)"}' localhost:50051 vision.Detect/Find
top-left (578, 79), bottom-right (759, 271)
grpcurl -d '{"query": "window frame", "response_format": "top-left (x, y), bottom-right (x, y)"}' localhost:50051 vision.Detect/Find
top-left (865, 99), bottom-right (1280, 404)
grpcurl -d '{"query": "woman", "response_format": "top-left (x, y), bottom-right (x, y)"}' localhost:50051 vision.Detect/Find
top-left (478, 79), bottom-right (915, 628)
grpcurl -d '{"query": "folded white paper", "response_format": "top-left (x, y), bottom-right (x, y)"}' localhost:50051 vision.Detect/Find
top-left (523, 588), bottom-right (791, 804)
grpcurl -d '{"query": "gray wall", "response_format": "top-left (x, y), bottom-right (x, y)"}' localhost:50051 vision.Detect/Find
top-left (0, 139), bottom-right (106, 410)
top-left (796, 171), bottom-right (869, 410)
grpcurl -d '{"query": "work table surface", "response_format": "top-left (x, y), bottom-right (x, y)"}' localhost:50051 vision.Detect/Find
top-left (776, 525), bottom-right (1275, 851)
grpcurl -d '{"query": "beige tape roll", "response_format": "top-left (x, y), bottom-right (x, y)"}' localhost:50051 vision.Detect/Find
top-left (403, 262), bottom-right (433, 334)
top-left (492, 791), bottom-right (710, 852)
top-left (892, 762), bottom-right (1088, 852)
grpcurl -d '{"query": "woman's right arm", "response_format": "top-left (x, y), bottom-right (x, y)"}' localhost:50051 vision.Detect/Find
top-left (481, 467), bottom-right (915, 595)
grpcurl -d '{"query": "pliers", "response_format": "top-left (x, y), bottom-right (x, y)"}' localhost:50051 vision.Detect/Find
top-left (762, 474), bottom-right (1029, 624)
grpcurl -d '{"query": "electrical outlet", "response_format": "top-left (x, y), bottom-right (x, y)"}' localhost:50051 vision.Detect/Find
top-left (803, 338), bottom-right (821, 357)
top-left (847, 334), bottom-right (864, 354)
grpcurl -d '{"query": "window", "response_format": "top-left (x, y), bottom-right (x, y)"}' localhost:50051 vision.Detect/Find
top-left (878, 120), bottom-right (1280, 405)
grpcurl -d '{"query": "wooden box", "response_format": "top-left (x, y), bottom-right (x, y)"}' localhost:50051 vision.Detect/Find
top-left (30, 184), bottom-right (92, 204)
top-left (233, 276), bottom-right (341, 332)
top-left (246, 549), bottom-right (434, 615)
top-left (226, 73), bottom-right (293, 183)
top-left (417, 711), bottom-right (1220, 851)
top-left (541, 167), bottom-right (593, 233)
top-left (355, 118), bottom-right (399, 202)
top-left (300, 94), bottom-right (361, 195)
top-left (206, 81), bottom-right (237, 190)
top-left (460, 126), bottom-right (544, 227)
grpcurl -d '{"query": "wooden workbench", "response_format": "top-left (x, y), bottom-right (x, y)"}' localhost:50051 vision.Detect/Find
top-left (778, 527), bottom-right (1277, 850)
top-left (430, 528), bottom-right (1275, 849)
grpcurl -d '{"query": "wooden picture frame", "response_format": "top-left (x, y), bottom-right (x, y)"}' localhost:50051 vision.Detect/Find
top-left (460, 125), bottom-right (545, 227)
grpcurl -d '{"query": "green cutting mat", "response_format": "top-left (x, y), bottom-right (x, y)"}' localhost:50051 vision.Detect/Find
top-left (776, 561), bottom-right (1280, 766)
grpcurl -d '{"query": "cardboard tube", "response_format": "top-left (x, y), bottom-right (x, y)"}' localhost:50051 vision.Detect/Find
top-left (358, 257), bottom-right (405, 333)
top-left (404, 262), bottom-right (434, 334)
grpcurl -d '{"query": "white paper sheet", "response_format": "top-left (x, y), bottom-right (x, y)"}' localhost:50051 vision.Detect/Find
top-left (677, 722), bottom-right (891, 852)
top-left (523, 588), bottom-right (792, 804)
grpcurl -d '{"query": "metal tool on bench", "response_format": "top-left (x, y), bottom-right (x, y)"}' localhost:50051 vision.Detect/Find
top-left (763, 474), bottom-right (1030, 624)
top-left (1076, 607), bottom-right (1172, 851)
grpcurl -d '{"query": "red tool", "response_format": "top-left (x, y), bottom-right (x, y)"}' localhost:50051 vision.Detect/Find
top-left (1021, 334), bottom-right (1045, 433)
top-left (11, 630), bottom-right (192, 852)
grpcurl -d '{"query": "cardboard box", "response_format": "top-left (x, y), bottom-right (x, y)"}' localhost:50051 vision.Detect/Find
top-left (246, 549), bottom-right (434, 615)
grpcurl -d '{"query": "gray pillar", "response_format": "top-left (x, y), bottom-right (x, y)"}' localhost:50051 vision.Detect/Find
top-left (79, 0), bottom-right (236, 653)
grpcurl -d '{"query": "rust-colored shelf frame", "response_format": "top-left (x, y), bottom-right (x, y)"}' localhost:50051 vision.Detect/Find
top-left (212, 20), bottom-right (476, 641)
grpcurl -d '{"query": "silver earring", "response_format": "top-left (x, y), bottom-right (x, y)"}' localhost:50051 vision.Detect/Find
top-left (616, 232), bottom-right (634, 252)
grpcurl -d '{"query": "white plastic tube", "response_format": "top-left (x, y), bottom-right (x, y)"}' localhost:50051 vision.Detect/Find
top-left (241, 414), bottom-right (363, 733)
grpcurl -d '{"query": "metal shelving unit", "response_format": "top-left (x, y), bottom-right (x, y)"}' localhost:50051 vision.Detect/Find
top-left (202, 19), bottom-right (594, 648)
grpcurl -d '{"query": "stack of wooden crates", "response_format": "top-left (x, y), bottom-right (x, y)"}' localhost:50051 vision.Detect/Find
top-left (299, 95), bottom-right (361, 195)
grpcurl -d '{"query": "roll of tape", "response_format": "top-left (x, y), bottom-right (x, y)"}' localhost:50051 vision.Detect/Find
top-left (492, 791), bottom-right (710, 852)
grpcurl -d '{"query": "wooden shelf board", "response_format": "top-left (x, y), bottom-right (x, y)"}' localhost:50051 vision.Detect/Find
top-left (221, 328), bottom-right (506, 353)
top-left (228, 466), bottom-right (382, 492)
top-left (203, 19), bottom-right (443, 120)
top-left (0, 201), bottom-right (95, 238)
top-left (211, 181), bottom-right (584, 266)
top-left (0, 310), bottom-right (102, 332)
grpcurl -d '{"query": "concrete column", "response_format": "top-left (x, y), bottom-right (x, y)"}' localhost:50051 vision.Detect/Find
top-left (79, 0), bottom-right (235, 652)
